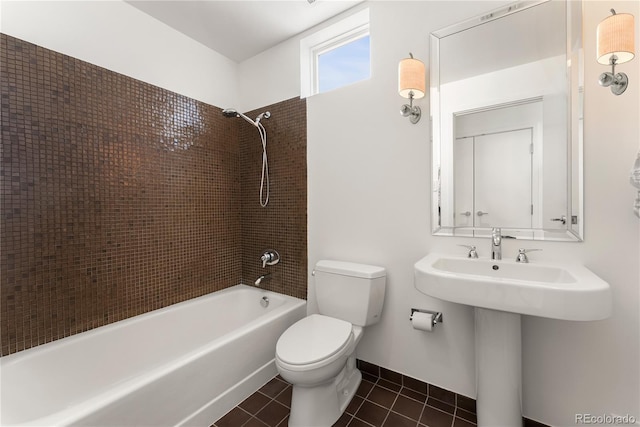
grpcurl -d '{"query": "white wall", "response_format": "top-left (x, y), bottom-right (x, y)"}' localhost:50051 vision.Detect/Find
top-left (237, 36), bottom-right (300, 112)
top-left (0, 0), bottom-right (238, 108)
top-left (523, 2), bottom-right (639, 424)
top-left (241, 1), bottom-right (640, 426)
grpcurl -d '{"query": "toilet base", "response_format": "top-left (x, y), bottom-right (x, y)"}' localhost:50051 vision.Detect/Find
top-left (288, 358), bottom-right (362, 427)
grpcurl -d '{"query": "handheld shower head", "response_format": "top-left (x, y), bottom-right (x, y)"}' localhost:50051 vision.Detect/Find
top-left (221, 108), bottom-right (258, 127)
top-left (222, 108), bottom-right (238, 118)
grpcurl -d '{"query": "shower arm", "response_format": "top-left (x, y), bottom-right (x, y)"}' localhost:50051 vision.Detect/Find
top-left (236, 111), bottom-right (259, 128)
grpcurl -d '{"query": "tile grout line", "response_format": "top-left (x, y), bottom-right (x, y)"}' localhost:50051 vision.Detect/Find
top-left (350, 415), bottom-right (376, 427)
top-left (238, 390), bottom-right (272, 426)
top-left (360, 396), bottom-right (396, 426)
top-left (216, 405), bottom-right (253, 427)
top-left (378, 388), bottom-right (400, 427)
top-left (240, 415), bottom-right (260, 427)
top-left (262, 386), bottom-right (290, 427)
top-left (429, 394), bottom-right (459, 412)
top-left (416, 396), bottom-right (428, 427)
top-left (270, 398), bottom-right (289, 427)
top-left (271, 381), bottom-right (292, 408)
top-left (349, 390), bottom-right (366, 418)
top-left (389, 411), bottom-right (421, 427)
top-left (352, 377), bottom-right (379, 426)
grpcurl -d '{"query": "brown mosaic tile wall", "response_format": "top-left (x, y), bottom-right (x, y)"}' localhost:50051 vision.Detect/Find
top-left (0, 34), bottom-right (247, 355)
top-left (239, 98), bottom-right (307, 300)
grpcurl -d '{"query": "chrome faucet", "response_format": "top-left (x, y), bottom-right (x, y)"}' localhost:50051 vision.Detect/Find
top-left (260, 250), bottom-right (280, 268)
top-left (515, 248), bottom-right (542, 263)
top-left (491, 228), bottom-right (502, 260)
top-left (254, 273), bottom-right (271, 286)
top-left (458, 244), bottom-right (478, 259)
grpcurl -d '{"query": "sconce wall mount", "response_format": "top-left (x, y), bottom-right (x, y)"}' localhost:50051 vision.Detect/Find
top-left (398, 53), bottom-right (426, 124)
top-left (597, 9), bottom-right (635, 95)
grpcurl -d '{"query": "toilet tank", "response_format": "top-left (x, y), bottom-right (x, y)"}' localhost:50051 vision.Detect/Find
top-left (314, 260), bottom-right (386, 327)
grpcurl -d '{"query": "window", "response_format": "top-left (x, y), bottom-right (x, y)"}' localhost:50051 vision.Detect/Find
top-left (300, 8), bottom-right (370, 97)
top-left (317, 35), bottom-right (370, 93)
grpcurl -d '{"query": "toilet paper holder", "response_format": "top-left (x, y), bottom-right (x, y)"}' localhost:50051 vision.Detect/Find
top-left (410, 308), bottom-right (443, 327)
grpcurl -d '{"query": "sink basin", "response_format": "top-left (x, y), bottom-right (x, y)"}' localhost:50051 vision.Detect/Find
top-left (414, 253), bottom-right (612, 321)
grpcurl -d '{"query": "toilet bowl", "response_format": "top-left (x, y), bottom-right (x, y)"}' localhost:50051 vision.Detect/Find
top-left (276, 315), bottom-right (356, 384)
top-left (275, 260), bottom-right (386, 427)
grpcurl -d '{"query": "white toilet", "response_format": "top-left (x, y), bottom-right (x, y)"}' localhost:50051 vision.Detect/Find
top-left (275, 260), bottom-right (386, 427)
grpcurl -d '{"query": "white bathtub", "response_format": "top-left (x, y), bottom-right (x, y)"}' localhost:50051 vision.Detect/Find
top-left (0, 285), bottom-right (306, 426)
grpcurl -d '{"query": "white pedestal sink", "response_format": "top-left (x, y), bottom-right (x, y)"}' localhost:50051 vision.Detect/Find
top-left (414, 253), bottom-right (612, 427)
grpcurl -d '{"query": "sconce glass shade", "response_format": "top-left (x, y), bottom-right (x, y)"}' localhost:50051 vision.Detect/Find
top-left (597, 12), bottom-right (635, 64)
top-left (398, 56), bottom-right (426, 99)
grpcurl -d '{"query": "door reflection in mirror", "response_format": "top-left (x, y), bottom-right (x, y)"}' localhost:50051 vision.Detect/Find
top-left (452, 99), bottom-right (568, 231)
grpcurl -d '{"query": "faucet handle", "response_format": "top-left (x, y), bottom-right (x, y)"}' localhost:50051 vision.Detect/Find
top-left (515, 248), bottom-right (542, 263)
top-left (260, 249), bottom-right (280, 268)
top-left (458, 244), bottom-right (478, 259)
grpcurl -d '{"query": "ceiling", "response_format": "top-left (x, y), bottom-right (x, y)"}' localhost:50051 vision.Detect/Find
top-left (127, 0), bottom-right (363, 63)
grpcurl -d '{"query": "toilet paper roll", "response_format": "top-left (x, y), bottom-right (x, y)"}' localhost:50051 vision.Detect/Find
top-left (411, 312), bottom-right (434, 332)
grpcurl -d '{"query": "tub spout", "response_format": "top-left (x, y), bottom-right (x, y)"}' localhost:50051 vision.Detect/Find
top-left (254, 273), bottom-right (271, 286)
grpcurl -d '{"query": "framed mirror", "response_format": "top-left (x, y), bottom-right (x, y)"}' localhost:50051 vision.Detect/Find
top-left (430, 0), bottom-right (583, 241)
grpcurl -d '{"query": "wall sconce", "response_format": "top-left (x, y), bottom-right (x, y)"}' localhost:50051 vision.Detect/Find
top-left (398, 53), bottom-right (425, 123)
top-left (597, 9), bottom-right (635, 95)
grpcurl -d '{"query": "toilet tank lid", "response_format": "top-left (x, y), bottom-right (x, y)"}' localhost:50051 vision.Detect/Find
top-left (315, 260), bottom-right (386, 279)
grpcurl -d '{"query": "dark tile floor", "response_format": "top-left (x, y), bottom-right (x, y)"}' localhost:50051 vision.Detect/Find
top-left (212, 373), bottom-right (477, 427)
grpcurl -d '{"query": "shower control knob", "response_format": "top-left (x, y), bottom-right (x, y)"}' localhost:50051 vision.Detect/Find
top-left (260, 250), bottom-right (280, 268)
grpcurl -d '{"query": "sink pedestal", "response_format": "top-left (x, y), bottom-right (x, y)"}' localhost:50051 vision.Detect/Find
top-left (475, 308), bottom-right (522, 427)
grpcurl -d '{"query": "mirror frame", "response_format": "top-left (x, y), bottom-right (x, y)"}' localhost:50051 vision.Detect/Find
top-left (430, 0), bottom-right (583, 242)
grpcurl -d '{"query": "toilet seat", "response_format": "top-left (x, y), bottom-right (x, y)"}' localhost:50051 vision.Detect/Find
top-left (276, 314), bottom-right (353, 368)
